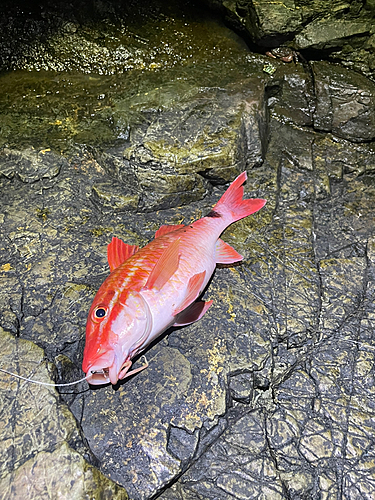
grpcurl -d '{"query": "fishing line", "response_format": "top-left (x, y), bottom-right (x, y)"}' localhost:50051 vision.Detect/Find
top-left (0, 367), bottom-right (89, 387)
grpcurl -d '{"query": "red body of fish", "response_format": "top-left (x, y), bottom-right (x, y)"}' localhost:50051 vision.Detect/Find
top-left (82, 172), bottom-right (266, 385)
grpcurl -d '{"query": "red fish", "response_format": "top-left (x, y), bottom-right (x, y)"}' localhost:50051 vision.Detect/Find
top-left (82, 172), bottom-right (266, 385)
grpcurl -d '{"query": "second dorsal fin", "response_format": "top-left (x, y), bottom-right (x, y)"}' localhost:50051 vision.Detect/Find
top-left (155, 224), bottom-right (185, 238)
top-left (145, 238), bottom-right (180, 290)
top-left (107, 237), bottom-right (139, 272)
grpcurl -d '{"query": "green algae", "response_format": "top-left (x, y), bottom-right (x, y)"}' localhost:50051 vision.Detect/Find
top-left (90, 227), bottom-right (114, 237)
top-left (0, 1), bottom-right (268, 153)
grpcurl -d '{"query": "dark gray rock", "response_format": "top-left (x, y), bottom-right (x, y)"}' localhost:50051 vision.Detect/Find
top-left (205, 0), bottom-right (375, 80)
top-left (167, 426), bottom-right (199, 462)
top-left (229, 371), bottom-right (254, 402)
top-left (312, 61), bottom-right (375, 141)
top-left (0, 329), bottom-right (127, 499)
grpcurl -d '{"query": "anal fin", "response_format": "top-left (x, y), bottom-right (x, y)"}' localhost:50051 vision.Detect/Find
top-left (145, 238), bottom-right (180, 290)
top-left (174, 300), bottom-right (213, 326)
top-left (173, 271), bottom-right (206, 315)
top-left (215, 238), bottom-right (243, 264)
top-left (107, 237), bottom-right (139, 272)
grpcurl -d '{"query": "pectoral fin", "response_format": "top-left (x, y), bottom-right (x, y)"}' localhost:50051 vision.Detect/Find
top-left (145, 238), bottom-right (180, 290)
top-left (155, 224), bottom-right (185, 238)
top-left (107, 237), bottom-right (139, 271)
top-left (173, 271), bottom-right (206, 315)
top-left (215, 238), bottom-right (243, 264)
top-left (174, 300), bottom-right (213, 326)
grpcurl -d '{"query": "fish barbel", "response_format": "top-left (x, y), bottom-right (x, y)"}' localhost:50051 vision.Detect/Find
top-left (82, 172), bottom-right (266, 385)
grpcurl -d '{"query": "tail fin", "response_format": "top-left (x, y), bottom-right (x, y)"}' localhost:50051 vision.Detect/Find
top-left (213, 172), bottom-right (266, 223)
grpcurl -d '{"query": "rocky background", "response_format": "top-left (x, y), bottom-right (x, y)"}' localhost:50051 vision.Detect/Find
top-left (0, 0), bottom-right (375, 498)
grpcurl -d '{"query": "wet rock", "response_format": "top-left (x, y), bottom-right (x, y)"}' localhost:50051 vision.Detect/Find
top-left (206, 0), bottom-right (375, 80)
top-left (209, 0), bottom-right (373, 45)
top-left (0, 0), bottom-right (257, 75)
top-left (0, 328), bottom-right (128, 499)
top-left (75, 345), bottom-right (190, 499)
top-left (0, 442), bottom-right (128, 500)
top-left (166, 426), bottom-right (199, 462)
top-left (295, 16), bottom-right (375, 78)
top-left (119, 81), bottom-right (267, 210)
top-left (0, 147), bottom-right (63, 182)
top-left (267, 63), bottom-right (315, 127)
top-left (160, 411), bottom-right (285, 499)
top-left (2, 74), bottom-right (375, 499)
top-left (267, 61), bottom-right (375, 143)
top-left (229, 371), bottom-right (253, 403)
top-left (330, 31), bottom-right (375, 80)
top-left (214, 0), bottom-right (303, 44)
top-left (295, 17), bottom-right (373, 51)
top-left (91, 180), bottom-right (140, 213)
top-left (312, 61), bottom-right (375, 142)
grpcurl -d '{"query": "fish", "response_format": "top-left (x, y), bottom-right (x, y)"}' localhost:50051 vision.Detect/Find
top-left (82, 172), bottom-right (266, 385)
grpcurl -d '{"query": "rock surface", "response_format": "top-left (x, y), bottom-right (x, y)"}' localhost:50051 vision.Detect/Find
top-left (0, 1), bottom-right (375, 499)
top-left (207, 0), bottom-right (375, 80)
top-left (0, 329), bottom-right (127, 499)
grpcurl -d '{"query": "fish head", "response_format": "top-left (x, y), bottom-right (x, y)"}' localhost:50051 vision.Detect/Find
top-left (82, 287), bottom-right (152, 385)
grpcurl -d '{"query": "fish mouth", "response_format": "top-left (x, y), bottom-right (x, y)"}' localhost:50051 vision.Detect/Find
top-left (86, 368), bottom-right (111, 385)
top-left (85, 356), bottom-right (126, 386)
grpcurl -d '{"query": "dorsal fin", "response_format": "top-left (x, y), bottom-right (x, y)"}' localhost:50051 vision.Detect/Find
top-left (215, 239), bottom-right (243, 264)
top-left (144, 238), bottom-right (180, 290)
top-left (107, 237), bottom-right (139, 272)
top-left (173, 271), bottom-right (206, 315)
top-left (155, 224), bottom-right (185, 238)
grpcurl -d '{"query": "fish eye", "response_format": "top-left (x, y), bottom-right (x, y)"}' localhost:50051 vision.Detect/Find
top-left (94, 307), bottom-right (107, 319)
